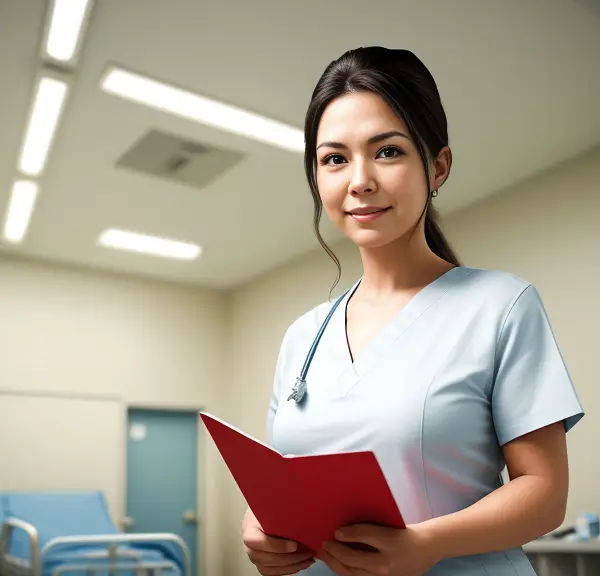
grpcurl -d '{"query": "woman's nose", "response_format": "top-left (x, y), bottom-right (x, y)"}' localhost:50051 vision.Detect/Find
top-left (348, 161), bottom-right (377, 195)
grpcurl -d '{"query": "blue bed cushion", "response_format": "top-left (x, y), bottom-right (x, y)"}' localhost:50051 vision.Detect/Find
top-left (3, 492), bottom-right (117, 557)
top-left (0, 491), bottom-right (185, 576)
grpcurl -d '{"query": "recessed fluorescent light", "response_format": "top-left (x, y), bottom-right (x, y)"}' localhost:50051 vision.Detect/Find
top-left (100, 67), bottom-right (305, 152)
top-left (45, 0), bottom-right (91, 62)
top-left (98, 229), bottom-right (201, 260)
top-left (18, 76), bottom-right (68, 176)
top-left (3, 180), bottom-right (39, 244)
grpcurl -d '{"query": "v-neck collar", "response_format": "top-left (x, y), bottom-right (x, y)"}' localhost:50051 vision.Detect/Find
top-left (327, 266), bottom-right (473, 395)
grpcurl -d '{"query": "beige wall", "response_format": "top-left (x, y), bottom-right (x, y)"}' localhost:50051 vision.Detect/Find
top-left (225, 144), bottom-right (600, 575)
top-left (0, 256), bottom-right (229, 576)
top-left (443, 145), bottom-right (600, 524)
top-left (0, 144), bottom-right (598, 576)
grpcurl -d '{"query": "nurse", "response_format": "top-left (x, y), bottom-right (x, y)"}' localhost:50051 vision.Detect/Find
top-left (241, 47), bottom-right (584, 575)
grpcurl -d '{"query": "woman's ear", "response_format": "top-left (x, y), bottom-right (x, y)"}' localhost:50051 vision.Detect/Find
top-left (430, 146), bottom-right (452, 191)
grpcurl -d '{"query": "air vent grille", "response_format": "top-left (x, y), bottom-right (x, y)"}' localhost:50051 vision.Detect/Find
top-left (116, 129), bottom-right (245, 189)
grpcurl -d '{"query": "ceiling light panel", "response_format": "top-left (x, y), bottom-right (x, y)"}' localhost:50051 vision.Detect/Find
top-left (18, 75), bottom-right (69, 177)
top-left (3, 180), bottom-right (39, 244)
top-left (100, 67), bottom-right (305, 152)
top-left (98, 229), bottom-right (202, 260)
top-left (44, 0), bottom-right (92, 64)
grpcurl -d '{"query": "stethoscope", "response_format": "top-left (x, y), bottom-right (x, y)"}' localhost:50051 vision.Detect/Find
top-left (287, 289), bottom-right (350, 405)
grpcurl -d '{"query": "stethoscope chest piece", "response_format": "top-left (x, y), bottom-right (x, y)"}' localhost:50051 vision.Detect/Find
top-left (287, 377), bottom-right (307, 405)
top-left (286, 289), bottom-right (349, 407)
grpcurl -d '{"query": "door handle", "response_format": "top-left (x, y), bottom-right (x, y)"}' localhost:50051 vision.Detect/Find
top-left (183, 510), bottom-right (198, 524)
top-left (121, 516), bottom-right (135, 530)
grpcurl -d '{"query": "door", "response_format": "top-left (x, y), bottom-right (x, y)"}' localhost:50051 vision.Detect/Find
top-left (126, 408), bottom-right (199, 576)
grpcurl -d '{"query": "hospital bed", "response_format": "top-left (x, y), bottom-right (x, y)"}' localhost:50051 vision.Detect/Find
top-left (0, 492), bottom-right (191, 576)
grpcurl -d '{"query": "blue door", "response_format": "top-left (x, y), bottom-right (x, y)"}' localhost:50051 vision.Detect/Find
top-left (126, 408), bottom-right (199, 576)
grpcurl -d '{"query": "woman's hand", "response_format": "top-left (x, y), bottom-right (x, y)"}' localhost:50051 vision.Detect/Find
top-left (317, 523), bottom-right (441, 576)
top-left (242, 507), bottom-right (316, 575)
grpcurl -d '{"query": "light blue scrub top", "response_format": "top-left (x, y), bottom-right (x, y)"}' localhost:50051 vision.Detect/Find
top-left (267, 266), bottom-right (584, 575)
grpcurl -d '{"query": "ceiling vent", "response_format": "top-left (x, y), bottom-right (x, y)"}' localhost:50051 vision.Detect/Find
top-left (116, 129), bottom-right (246, 189)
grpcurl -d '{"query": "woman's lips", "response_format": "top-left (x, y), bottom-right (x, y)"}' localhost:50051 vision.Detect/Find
top-left (346, 207), bottom-right (391, 222)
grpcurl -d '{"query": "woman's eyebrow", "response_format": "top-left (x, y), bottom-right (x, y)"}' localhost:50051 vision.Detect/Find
top-left (316, 130), bottom-right (410, 150)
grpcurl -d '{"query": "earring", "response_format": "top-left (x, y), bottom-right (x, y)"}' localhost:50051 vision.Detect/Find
top-left (431, 189), bottom-right (438, 198)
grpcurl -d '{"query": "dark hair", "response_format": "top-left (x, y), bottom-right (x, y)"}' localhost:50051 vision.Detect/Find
top-left (304, 46), bottom-right (461, 292)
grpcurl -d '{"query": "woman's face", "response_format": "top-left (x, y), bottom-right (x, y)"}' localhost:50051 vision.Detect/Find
top-left (315, 91), bottom-right (449, 250)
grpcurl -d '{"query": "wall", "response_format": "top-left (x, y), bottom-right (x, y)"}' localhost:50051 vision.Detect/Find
top-left (442, 145), bottom-right (600, 525)
top-left (0, 255), bottom-right (229, 576)
top-left (0, 391), bottom-right (125, 519)
top-left (1, 144), bottom-right (598, 576)
top-left (225, 144), bottom-right (600, 575)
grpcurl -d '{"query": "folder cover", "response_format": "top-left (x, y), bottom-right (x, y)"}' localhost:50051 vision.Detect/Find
top-left (199, 412), bottom-right (405, 552)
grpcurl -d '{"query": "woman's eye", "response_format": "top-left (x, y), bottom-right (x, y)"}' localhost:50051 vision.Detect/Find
top-left (323, 154), bottom-right (346, 165)
top-left (377, 146), bottom-right (402, 159)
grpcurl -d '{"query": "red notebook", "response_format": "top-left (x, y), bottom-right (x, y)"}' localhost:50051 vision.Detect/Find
top-left (199, 412), bottom-right (405, 553)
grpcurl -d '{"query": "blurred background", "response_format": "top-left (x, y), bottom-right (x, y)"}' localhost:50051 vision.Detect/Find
top-left (0, 1), bottom-right (599, 575)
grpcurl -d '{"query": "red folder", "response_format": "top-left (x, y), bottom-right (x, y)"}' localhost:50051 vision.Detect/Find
top-left (199, 412), bottom-right (405, 553)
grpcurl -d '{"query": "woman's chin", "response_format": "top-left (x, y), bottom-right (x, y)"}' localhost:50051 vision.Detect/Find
top-left (346, 229), bottom-right (396, 249)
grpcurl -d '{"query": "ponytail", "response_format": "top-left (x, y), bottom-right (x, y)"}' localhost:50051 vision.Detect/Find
top-left (425, 205), bottom-right (461, 266)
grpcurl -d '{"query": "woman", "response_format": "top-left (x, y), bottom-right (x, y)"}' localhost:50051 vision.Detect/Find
top-left (241, 46), bottom-right (584, 575)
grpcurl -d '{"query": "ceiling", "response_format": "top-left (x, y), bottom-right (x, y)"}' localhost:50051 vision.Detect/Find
top-left (0, 0), bottom-right (599, 289)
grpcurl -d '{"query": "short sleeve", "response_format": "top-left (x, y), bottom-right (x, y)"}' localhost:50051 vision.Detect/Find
top-left (492, 284), bottom-right (584, 446)
top-left (266, 328), bottom-right (290, 447)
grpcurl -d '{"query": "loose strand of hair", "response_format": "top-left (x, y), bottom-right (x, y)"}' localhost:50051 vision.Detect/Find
top-left (312, 205), bottom-right (342, 300)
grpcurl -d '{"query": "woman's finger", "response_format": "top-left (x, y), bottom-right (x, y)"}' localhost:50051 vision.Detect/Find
top-left (245, 546), bottom-right (314, 567)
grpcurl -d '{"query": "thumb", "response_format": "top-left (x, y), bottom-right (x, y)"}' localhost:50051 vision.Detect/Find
top-left (244, 524), bottom-right (298, 553)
